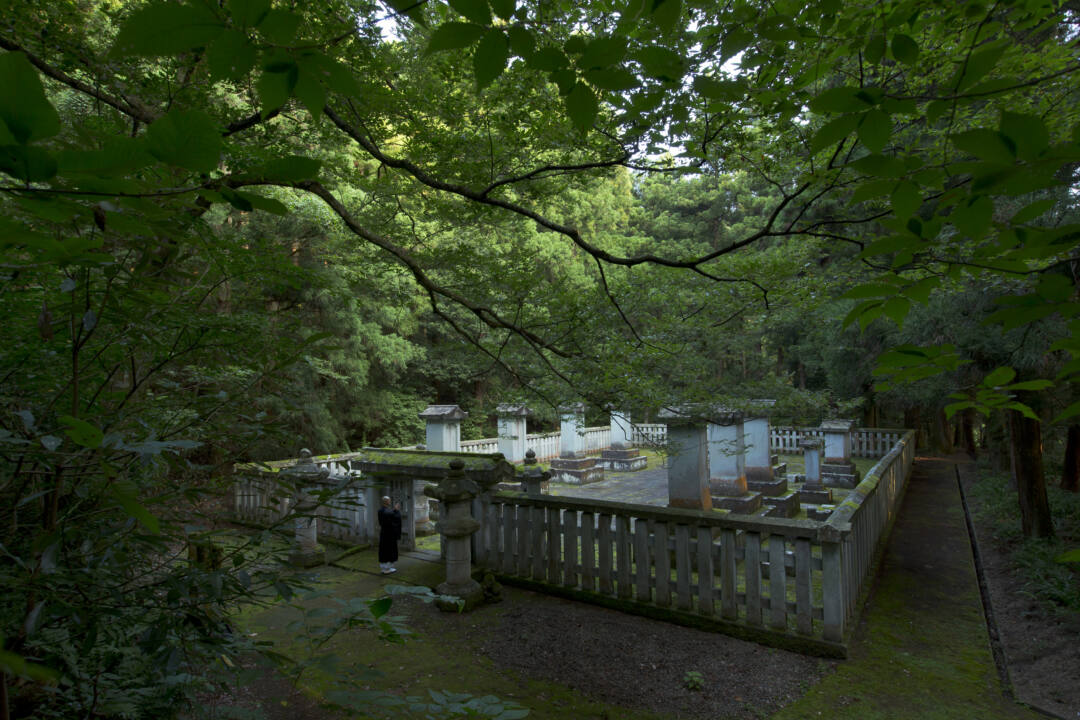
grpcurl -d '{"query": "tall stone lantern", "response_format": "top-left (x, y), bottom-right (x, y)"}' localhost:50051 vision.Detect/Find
top-left (425, 459), bottom-right (484, 611)
top-left (284, 448), bottom-right (329, 567)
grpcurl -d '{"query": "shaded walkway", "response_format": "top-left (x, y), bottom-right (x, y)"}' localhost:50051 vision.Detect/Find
top-left (773, 455), bottom-right (1045, 719)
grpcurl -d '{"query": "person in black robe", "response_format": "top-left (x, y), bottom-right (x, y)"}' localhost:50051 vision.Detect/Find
top-left (377, 496), bottom-right (402, 574)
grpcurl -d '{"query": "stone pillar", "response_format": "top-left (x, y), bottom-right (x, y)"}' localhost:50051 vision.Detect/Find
top-left (600, 409), bottom-right (648, 472)
top-left (745, 416), bottom-right (788, 495)
top-left (496, 403), bottom-right (529, 463)
top-left (550, 403), bottom-right (603, 484)
top-left (707, 412), bottom-right (761, 514)
top-left (821, 419), bottom-right (860, 488)
top-left (419, 404), bottom-right (467, 452)
top-left (559, 402), bottom-right (586, 458)
top-left (284, 449), bottom-right (329, 567)
top-left (658, 407), bottom-right (711, 510)
top-left (425, 459), bottom-right (484, 611)
top-left (797, 437), bottom-right (833, 506)
top-left (521, 449), bottom-right (550, 495)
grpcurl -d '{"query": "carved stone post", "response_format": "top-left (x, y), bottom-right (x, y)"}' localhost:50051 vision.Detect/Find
top-left (600, 408), bottom-right (647, 471)
top-left (496, 403), bottom-right (530, 463)
top-left (658, 406), bottom-right (711, 510)
top-left (797, 437), bottom-right (833, 506)
top-left (284, 449), bottom-right (329, 568)
top-left (821, 419), bottom-right (860, 488)
top-left (416, 404), bottom-right (469, 534)
top-left (425, 459), bottom-right (484, 611)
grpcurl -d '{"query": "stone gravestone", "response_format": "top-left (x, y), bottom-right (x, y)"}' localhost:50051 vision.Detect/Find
top-left (284, 448), bottom-right (329, 567)
top-left (796, 437), bottom-right (833, 509)
top-left (416, 404), bottom-right (469, 534)
top-left (707, 411), bottom-right (761, 514)
top-left (549, 403), bottom-right (604, 484)
top-left (599, 408), bottom-right (647, 471)
top-left (424, 459), bottom-right (484, 611)
top-left (657, 406), bottom-right (711, 510)
top-left (744, 415), bottom-right (788, 495)
top-left (496, 403), bottom-right (529, 463)
top-left (821, 419), bottom-right (860, 488)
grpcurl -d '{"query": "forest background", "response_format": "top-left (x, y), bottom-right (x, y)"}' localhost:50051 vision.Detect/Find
top-left (1, 0), bottom-right (1079, 717)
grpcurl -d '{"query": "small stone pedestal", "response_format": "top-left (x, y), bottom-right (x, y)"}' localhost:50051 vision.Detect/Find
top-left (821, 419), bottom-right (861, 488)
top-left (285, 449), bottom-right (328, 568)
top-left (796, 438), bottom-right (833, 505)
top-left (744, 417), bottom-right (787, 496)
top-left (496, 404), bottom-right (530, 463)
top-left (806, 505), bottom-right (836, 521)
top-left (425, 459), bottom-right (484, 612)
top-left (762, 491), bottom-right (801, 518)
top-left (520, 449), bottom-right (551, 494)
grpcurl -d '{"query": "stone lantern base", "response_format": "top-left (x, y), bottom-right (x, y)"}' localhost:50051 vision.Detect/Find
top-left (549, 455), bottom-right (604, 484)
top-left (435, 578), bottom-right (485, 612)
top-left (598, 446), bottom-right (648, 472)
top-left (288, 545), bottom-right (326, 568)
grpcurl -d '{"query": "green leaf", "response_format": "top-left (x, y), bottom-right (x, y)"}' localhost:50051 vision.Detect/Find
top-left (0, 53), bottom-right (62, 144)
top-left (954, 44), bottom-right (1006, 92)
top-left (842, 300), bottom-right (880, 329)
top-left (926, 100), bottom-right (950, 126)
top-left (1056, 549), bottom-right (1080, 564)
top-left (634, 47), bottom-right (685, 82)
top-left (489, 0), bottom-right (515, 20)
top-left (882, 296), bottom-right (910, 326)
top-left (254, 155), bottom-right (321, 182)
top-left (865, 32), bottom-right (886, 65)
top-left (257, 65), bottom-right (297, 117)
top-left (650, 0), bottom-right (682, 33)
top-left (58, 415), bottom-right (103, 448)
top-left (849, 153), bottom-right (906, 178)
top-left (580, 36), bottom-right (627, 70)
top-left (1056, 401), bottom-right (1080, 424)
top-left (241, 192), bottom-right (288, 215)
top-left (811, 114), bottom-right (859, 153)
top-left (474, 29), bottom-right (509, 90)
top-left (294, 66), bottom-right (327, 122)
top-left (551, 68), bottom-right (576, 95)
top-left (220, 187), bottom-right (253, 211)
top-left (111, 481), bottom-right (160, 534)
top-left (258, 9), bottom-right (301, 44)
top-left (692, 77), bottom-right (744, 101)
top-left (950, 195), bottom-right (993, 240)
top-left (983, 366), bottom-right (1016, 387)
top-left (529, 46), bottom-right (569, 71)
top-left (858, 109), bottom-right (891, 153)
top-left (951, 129), bottom-right (1014, 164)
top-left (1036, 273), bottom-right (1073, 303)
top-left (228, 0), bottom-right (270, 27)
top-left (370, 596), bottom-right (393, 618)
top-left (112, 3), bottom-right (224, 56)
top-left (890, 180), bottom-right (921, 219)
top-left (999, 111), bottom-right (1048, 161)
top-left (891, 33), bottom-right (919, 65)
top-left (506, 26), bottom-right (535, 58)
top-left (585, 68), bottom-right (638, 91)
top-left (810, 86), bottom-right (874, 113)
top-left (1011, 198), bottom-right (1055, 225)
top-left (426, 22), bottom-right (485, 53)
top-left (565, 82), bottom-right (598, 133)
top-left (0, 146), bottom-right (58, 183)
top-left (944, 401), bottom-right (975, 419)
top-left (207, 29), bottom-right (258, 82)
top-left (900, 276), bottom-right (940, 304)
top-left (144, 110), bottom-right (223, 172)
top-left (1005, 380), bottom-right (1053, 391)
top-left (849, 178), bottom-right (896, 205)
top-left (449, 0), bottom-right (491, 24)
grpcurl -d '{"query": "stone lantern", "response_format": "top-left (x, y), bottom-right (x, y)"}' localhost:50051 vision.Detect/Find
top-left (425, 459), bottom-right (484, 611)
top-left (284, 448), bottom-right (329, 567)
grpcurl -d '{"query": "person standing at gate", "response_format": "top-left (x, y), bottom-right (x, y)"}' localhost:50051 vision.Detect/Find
top-left (377, 496), bottom-right (402, 574)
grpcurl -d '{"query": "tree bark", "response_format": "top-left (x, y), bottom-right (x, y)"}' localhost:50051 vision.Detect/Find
top-left (1061, 424), bottom-right (1080, 492)
top-left (934, 409), bottom-right (954, 454)
top-left (1007, 408), bottom-right (1055, 538)
top-left (961, 408), bottom-right (977, 460)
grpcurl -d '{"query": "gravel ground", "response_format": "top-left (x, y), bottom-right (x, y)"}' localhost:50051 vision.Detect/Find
top-left (404, 588), bottom-right (834, 720)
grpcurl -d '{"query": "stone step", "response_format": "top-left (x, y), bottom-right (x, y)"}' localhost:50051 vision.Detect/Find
top-left (711, 491), bottom-right (762, 514)
top-left (763, 491), bottom-right (801, 518)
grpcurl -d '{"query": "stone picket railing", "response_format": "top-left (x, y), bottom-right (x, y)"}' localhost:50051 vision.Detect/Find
top-left (460, 427), bottom-right (609, 463)
top-left (233, 464), bottom-right (370, 544)
top-left (471, 428), bottom-right (916, 655)
top-left (460, 438), bottom-right (499, 454)
top-left (630, 423), bottom-right (667, 447)
top-left (770, 427), bottom-right (905, 457)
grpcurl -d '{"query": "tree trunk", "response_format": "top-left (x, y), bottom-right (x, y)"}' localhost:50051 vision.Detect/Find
top-left (961, 408), bottom-right (977, 460)
top-left (796, 361), bottom-right (806, 390)
top-left (1007, 408), bottom-right (1055, 538)
top-left (934, 409), bottom-right (954, 454)
top-left (1061, 424), bottom-right (1080, 492)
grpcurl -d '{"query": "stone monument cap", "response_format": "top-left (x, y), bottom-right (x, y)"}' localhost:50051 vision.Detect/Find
top-left (418, 404), bottom-right (468, 421)
top-left (798, 437), bottom-right (823, 450)
top-left (495, 403), bottom-right (530, 416)
top-left (820, 418), bottom-right (856, 431)
top-left (558, 402), bottom-right (586, 414)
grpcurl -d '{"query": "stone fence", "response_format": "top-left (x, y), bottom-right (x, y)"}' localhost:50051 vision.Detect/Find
top-left (461, 426), bottom-right (609, 462)
top-left (470, 428), bottom-right (916, 656)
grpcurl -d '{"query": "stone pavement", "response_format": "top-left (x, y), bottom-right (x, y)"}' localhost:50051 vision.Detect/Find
top-left (548, 463), bottom-right (671, 505)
